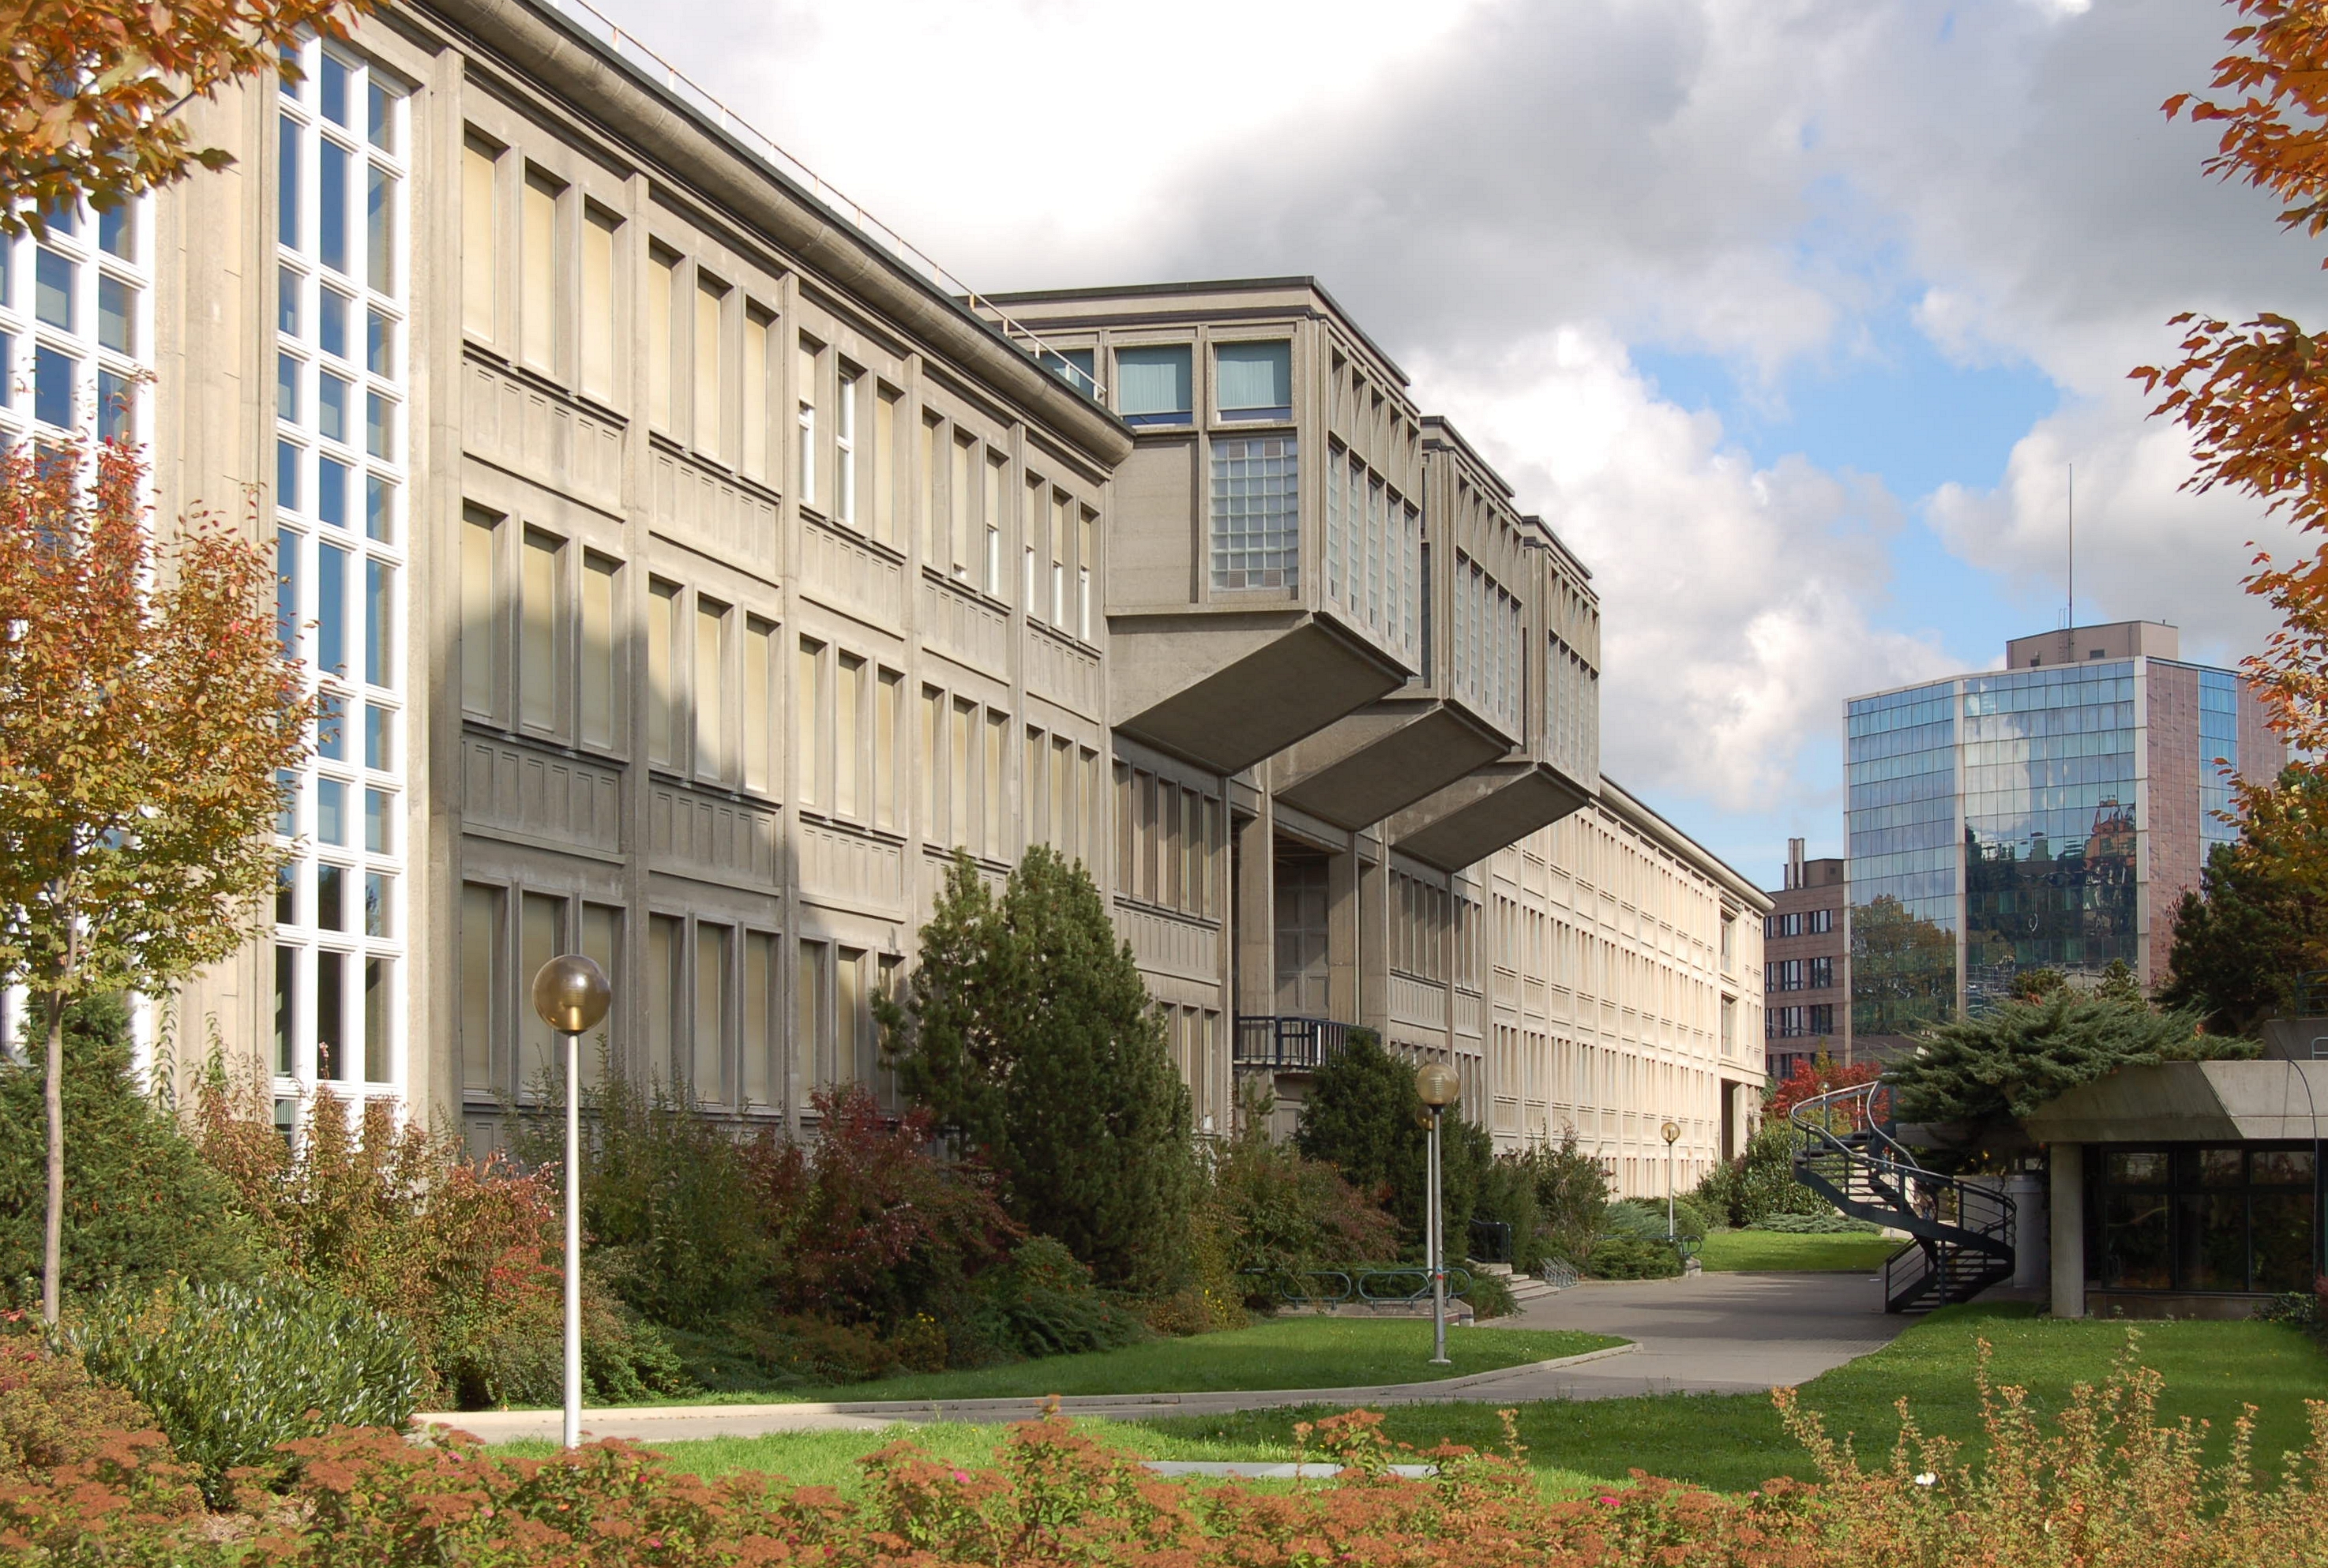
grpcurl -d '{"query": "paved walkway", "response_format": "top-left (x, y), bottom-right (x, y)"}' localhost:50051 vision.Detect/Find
top-left (421, 1271), bottom-right (1905, 1446)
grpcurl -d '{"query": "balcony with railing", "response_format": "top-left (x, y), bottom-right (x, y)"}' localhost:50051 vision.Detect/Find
top-left (1233, 1015), bottom-right (1354, 1073)
top-left (983, 279), bottom-right (1425, 774)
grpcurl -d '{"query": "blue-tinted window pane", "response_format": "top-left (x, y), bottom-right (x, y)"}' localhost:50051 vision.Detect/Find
top-left (98, 204), bottom-right (130, 260)
top-left (279, 265), bottom-right (301, 336)
top-left (365, 559), bottom-right (393, 687)
top-left (320, 54), bottom-right (351, 127)
top-left (365, 788), bottom-right (391, 853)
top-left (366, 392), bottom-right (392, 459)
top-left (35, 249), bottom-right (73, 330)
top-left (276, 527), bottom-right (299, 657)
top-left (0, 242), bottom-right (10, 310)
top-left (317, 778), bottom-right (347, 846)
top-left (317, 542), bottom-right (347, 675)
top-left (279, 118), bottom-right (300, 247)
top-left (33, 346), bottom-right (73, 429)
top-left (276, 352), bottom-right (300, 422)
top-left (0, 330), bottom-right (12, 407)
top-left (318, 289), bottom-right (348, 358)
top-left (1216, 340), bottom-right (1291, 417)
top-left (276, 864), bottom-right (297, 925)
top-left (1040, 347), bottom-right (1095, 396)
top-left (317, 455), bottom-right (347, 528)
top-left (317, 370), bottom-right (349, 443)
top-left (317, 691), bottom-right (347, 760)
top-left (39, 200), bottom-right (76, 236)
top-left (272, 944), bottom-right (295, 1075)
top-left (96, 369), bottom-right (129, 443)
top-left (1117, 345), bottom-right (1192, 423)
top-left (367, 82), bottom-right (394, 152)
top-left (317, 862), bottom-right (345, 930)
top-left (276, 440), bottom-right (300, 511)
top-left (366, 167), bottom-right (394, 294)
top-left (365, 475), bottom-right (393, 543)
top-left (318, 141), bottom-right (349, 272)
top-left (276, 771), bottom-right (299, 838)
top-left (366, 309), bottom-right (392, 377)
top-left (365, 872), bottom-right (390, 937)
top-left (97, 276), bottom-right (132, 354)
top-left (364, 703), bottom-right (392, 771)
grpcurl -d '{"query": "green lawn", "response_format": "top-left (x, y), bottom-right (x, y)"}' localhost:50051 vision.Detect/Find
top-left (751, 1319), bottom-right (1621, 1405)
top-left (591, 1305), bottom-right (2328, 1498)
top-left (1696, 1229), bottom-right (1899, 1273)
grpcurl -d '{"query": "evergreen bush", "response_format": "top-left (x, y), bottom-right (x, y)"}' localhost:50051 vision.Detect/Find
top-left (1295, 1030), bottom-right (1489, 1253)
top-left (879, 849), bottom-right (1196, 1294)
top-left (1470, 1153), bottom-right (1542, 1268)
top-left (1748, 1212), bottom-right (1879, 1235)
top-left (0, 997), bottom-right (263, 1307)
top-left (1689, 1119), bottom-right (1830, 1228)
top-left (1506, 1130), bottom-right (1613, 1265)
top-left (1582, 1230), bottom-right (1682, 1280)
top-left (1205, 1092), bottom-right (1399, 1307)
top-left (1604, 1196), bottom-right (1708, 1244)
top-left (72, 1274), bottom-right (423, 1502)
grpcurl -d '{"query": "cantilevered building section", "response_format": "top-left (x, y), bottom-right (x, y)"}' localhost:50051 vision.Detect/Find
top-left (53, 0), bottom-right (1767, 1198)
top-left (1846, 621), bottom-right (2281, 1057)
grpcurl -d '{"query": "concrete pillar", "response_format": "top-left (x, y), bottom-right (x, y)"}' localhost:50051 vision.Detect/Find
top-left (1327, 847), bottom-right (1361, 1028)
top-left (1354, 850), bottom-right (1390, 1038)
top-left (2048, 1143), bottom-right (2085, 1319)
top-left (1233, 809), bottom-right (1275, 1019)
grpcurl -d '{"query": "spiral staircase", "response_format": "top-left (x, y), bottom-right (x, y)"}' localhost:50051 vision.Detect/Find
top-left (1790, 1080), bottom-right (2015, 1314)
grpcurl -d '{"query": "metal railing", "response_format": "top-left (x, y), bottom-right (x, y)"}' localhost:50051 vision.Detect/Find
top-left (1233, 1016), bottom-right (1352, 1071)
top-left (1789, 1079), bottom-right (2014, 1314)
top-left (1468, 1218), bottom-right (1512, 1265)
top-left (1242, 1266), bottom-right (1477, 1307)
top-left (529, 0), bottom-right (1104, 401)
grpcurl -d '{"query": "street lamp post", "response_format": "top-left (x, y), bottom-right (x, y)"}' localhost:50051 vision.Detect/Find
top-left (1661, 1119), bottom-right (1681, 1241)
top-left (1415, 1061), bottom-right (1461, 1366)
top-left (531, 955), bottom-right (612, 1451)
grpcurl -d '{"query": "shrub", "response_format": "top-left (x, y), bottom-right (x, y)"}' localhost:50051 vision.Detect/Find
top-left (70, 1274), bottom-right (422, 1501)
top-left (1455, 1269), bottom-right (1516, 1319)
top-left (1296, 1030), bottom-right (1490, 1252)
top-left (0, 998), bottom-right (264, 1307)
top-left (1605, 1196), bottom-right (1707, 1244)
top-left (1507, 1129), bottom-right (1613, 1265)
top-left (954, 1236), bottom-right (1148, 1364)
top-left (1749, 1212), bottom-right (1880, 1235)
top-left (881, 848), bottom-right (1197, 1295)
top-left (1582, 1230), bottom-right (1683, 1280)
top-left (1470, 1153), bottom-right (1541, 1267)
top-left (1692, 1118), bottom-right (1830, 1228)
top-left (1766, 1052), bottom-right (1881, 1120)
top-left (0, 1319), bottom-right (153, 1473)
top-left (1206, 1104), bottom-right (1399, 1307)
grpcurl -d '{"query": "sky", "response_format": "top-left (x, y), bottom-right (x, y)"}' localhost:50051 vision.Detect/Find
top-left (584, 0), bottom-right (2328, 885)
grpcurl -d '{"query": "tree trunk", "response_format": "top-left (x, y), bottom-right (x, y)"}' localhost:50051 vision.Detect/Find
top-left (40, 987), bottom-right (63, 1326)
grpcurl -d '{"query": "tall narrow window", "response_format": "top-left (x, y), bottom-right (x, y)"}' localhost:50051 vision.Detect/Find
top-left (873, 385), bottom-right (899, 545)
top-left (950, 700), bottom-right (973, 853)
top-left (694, 922), bottom-right (730, 1101)
top-left (949, 433), bottom-right (974, 582)
top-left (647, 580), bottom-right (679, 767)
top-left (693, 275), bottom-right (725, 460)
top-left (984, 452), bottom-right (1005, 595)
top-left (921, 415), bottom-right (942, 565)
top-left (796, 339), bottom-right (820, 512)
top-left (460, 137), bottom-right (498, 338)
top-left (460, 507), bottom-right (501, 717)
top-left (520, 529), bottom-right (561, 731)
top-left (835, 367), bottom-right (859, 527)
top-left (578, 904), bottom-right (620, 1088)
top-left (795, 939), bottom-right (827, 1094)
top-left (921, 686), bottom-right (943, 842)
top-left (743, 931), bottom-right (776, 1107)
top-left (458, 885), bottom-right (501, 1090)
top-left (519, 891), bottom-right (563, 1091)
top-left (874, 668), bottom-right (899, 831)
top-left (742, 308), bottom-right (769, 480)
top-left (796, 638), bottom-right (823, 807)
top-left (984, 710), bottom-right (1005, 857)
top-left (1078, 508), bottom-right (1096, 640)
top-left (647, 247), bottom-right (677, 430)
top-left (1023, 729), bottom-right (1046, 848)
top-left (580, 554), bottom-right (618, 751)
top-left (836, 948), bottom-right (865, 1084)
top-left (580, 206), bottom-right (618, 404)
top-left (648, 913), bottom-right (680, 1080)
top-left (835, 653), bottom-right (863, 818)
top-left (694, 598), bottom-right (728, 779)
top-left (743, 618), bottom-right (775, 794)
top-left (1049, 490), bottom-right (1070, 628)
top-left (1023, 473), bottom-right (1043, 610)
top-left (520, 170), bottom-right (559, 370)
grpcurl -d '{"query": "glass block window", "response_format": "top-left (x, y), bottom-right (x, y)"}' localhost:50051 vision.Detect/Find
top-left (1209, 435), bottom-right (1298, 591)
top-left (272, 39), bottom-right (408, 1106)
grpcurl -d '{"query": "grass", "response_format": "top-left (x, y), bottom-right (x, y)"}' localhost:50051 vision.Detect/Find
top-left (1696, 1229), bottom-right (1899, 1273)
top-left (700, 1319), bottom-right (1623, 1406)
top-left (584, 1305), bottom-right (2328, 1498)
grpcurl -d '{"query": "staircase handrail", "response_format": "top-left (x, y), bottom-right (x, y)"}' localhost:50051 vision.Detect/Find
top-left (1788, 1079), bottom-right (2014, 1262)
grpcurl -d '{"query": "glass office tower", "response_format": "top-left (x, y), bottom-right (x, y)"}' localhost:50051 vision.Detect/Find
top-left (1845, 624), bottom-right (2278, 1054)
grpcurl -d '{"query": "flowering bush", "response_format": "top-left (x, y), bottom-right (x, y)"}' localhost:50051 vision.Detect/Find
top-left (0, 1319), bottom-right (152, 1474)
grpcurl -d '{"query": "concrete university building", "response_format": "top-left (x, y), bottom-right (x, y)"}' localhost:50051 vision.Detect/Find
top-left (3, 0), bottom-right (1768, 1199)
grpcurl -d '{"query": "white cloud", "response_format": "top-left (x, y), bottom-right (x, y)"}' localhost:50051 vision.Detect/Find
top-left (1411, 328), bottom-right (1958, 811)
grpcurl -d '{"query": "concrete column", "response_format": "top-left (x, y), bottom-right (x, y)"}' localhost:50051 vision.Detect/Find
top-left (2048, 1143), bottom-right (2085, 1319)
top-left (1232, 809), bottom-right (1275, 1019)
top-left (1355, 849), bottom-right (1391, 1038)
top-left (1327, 848), bottom-right (1361, 1026)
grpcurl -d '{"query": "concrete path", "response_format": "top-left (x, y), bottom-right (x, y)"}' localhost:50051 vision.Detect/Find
top-left (420, 1271), bottom-right (1906, 1446)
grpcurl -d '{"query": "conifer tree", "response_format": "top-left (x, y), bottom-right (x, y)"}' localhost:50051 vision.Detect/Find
top-left (1294, 1030), bottom-right (1488, 1253)
top-left (879, 847), bottom-right (1194, 1292)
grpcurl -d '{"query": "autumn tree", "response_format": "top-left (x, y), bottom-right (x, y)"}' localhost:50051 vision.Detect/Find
top-left (0, 441), bottom-right (314, 1322)
top-left (2, 0), bottom-right (368, 234)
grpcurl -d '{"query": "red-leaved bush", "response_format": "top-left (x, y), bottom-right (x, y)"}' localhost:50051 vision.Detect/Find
top-left (3, 1338), bottom-right (2325, 1566)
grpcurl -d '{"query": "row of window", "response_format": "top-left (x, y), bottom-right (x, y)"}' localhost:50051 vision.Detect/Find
top-left (1451, 551), bottom-right (1523, 732)
top-left (1048, 339), bottom-right (1294, 426)
top-left (1115, 763), bottom-right (1222, 920)
top-left (1766, 1004), bottom-right (1836, 1039)
top-left (1767, 957), bottom-right (1834, 992)
top-left (1392, 870), bottom-right (1451, 983)
top-left (1547, 635), bottom-right (1598, 779)
top-left (1764, 909), bottom-right (1835, 938)
top-left (0, 199), bottom-right (143, 441)
top-left (1322, 441), bottom-right (1421, 652)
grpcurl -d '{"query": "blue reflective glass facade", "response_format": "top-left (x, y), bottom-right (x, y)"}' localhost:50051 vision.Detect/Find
top-left (1846, 681), bottom-right (1958, 1038)
top-left (2200, 668), bottom-right (2240, 853)
top-left (1961, 664), bottom-right (2138, 1011)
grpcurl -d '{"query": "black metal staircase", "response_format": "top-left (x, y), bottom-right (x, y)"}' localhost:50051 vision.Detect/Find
top-left (1789, 1080), bottom-right (2015, 1314)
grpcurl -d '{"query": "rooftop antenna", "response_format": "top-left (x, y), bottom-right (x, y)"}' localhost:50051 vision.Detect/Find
top-left (2061, 463), bottom-right (2075, 663)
